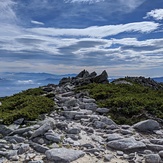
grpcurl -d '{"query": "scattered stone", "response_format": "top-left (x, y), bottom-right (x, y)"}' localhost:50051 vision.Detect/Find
top-left (106, 133), bottom-right (123, 141)
top-left (29, 142), bottom-right (49, 153)
top-left (145, 154), bottom-right (161, 163)
top-left (133, 119), bottom-right (160, 132)
top-left (96, 108), bottom-right (110, 114)
top-left (67, 128), bottom-right (81, 134)
top-left (104, 154), bottom-right (114, 161)
top-left (45, 148), bottom-right (85, 163)
top-left (117, 151), bottom-right (124, 156)
top-left (159, 151), bottom-right (163, 158)
top-left (107, 137), bottom-right (146, 151)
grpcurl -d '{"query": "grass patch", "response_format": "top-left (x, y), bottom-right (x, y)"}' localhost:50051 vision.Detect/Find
top-left (0, 87), bottom-right (55, 125)
top-left (77, 82), bottom-right (163, 125)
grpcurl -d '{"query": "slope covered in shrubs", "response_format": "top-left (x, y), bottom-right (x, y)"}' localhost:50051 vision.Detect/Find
top-left (77, 82), bottom-right (163, 125)
top-left (0, 88), bottom-right (55, 125)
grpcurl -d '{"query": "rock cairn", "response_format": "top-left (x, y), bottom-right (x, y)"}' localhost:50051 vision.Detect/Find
top-left (0, 70), bottom-right (163, 163)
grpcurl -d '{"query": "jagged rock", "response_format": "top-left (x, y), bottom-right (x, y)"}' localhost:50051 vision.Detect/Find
top-left (0, 150), bottom-right (18, 159)
top-left (145, 154), bottom-right (161, 163)
top-left (0, 125), bottom-right (13, 136)
top-left (14, 118), bottom-right (24, 125)
top-left (59, 77), bottom-right (71, 85)
top-left (96, 108), bottom-right (110, 114)
top-left (104, 154), bottom-right (114, 161)
top-left (31, 121), bottom-right (55, 138)
top-left (5, 135), bottom-right (25, 143)
top-left (133, 119), bottom-right (160, 132)
top-left (45, 134), bottom-right (61, 143)
top-left (45, 148), bottom-right (85, 163)
top-left (150, 139), bottom-right (163, 145)
top-left (76, 70), bottom-right (89, 78)
top-left (18, 144), bottom-right (30, 154)
top-left (146, 144), bottom-right (163, 151)
top-left (67, 128), bottom-right (81, 134)
top-left (93, 70), bottom-right (108, 83)
top-left (93, 120), bottom-right (107, 129)
top-left (107, 137), bottom-right (146, 151)
top-left (106, 133), bottom-right (123, 141)
top-left (29, 142), bottom-right (49, 153)
top-left (101, 117), bottom-right (117, 126)
top-left (159, 151), bottom-right (163, 158)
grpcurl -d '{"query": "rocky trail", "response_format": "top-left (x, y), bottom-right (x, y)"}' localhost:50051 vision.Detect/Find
top-left (0, 70), bottom-right (163, 163)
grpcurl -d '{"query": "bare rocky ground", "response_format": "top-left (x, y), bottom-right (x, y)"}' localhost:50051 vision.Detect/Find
top-left (0, 70), bottom-right (163, 163)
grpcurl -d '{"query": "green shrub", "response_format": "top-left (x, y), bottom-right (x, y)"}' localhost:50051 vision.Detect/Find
top-left (77, 82), bottom-right (163, 125)
top-left (0, 88), bottom-right (55, 125)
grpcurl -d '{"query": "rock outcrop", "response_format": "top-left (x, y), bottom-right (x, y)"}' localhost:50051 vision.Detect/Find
top-left (59, 70), bottom-right (109, 86)
top-left (0, 70), bottom-right (162, 163)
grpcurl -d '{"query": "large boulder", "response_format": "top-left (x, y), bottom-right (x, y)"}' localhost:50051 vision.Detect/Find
top-left (76, 69), bottom-right (89, 78)
top-left (133, 119), bottom-right (160, 132)
top-left (107, 137), bottom-right (146, 151)
top-left (45, 148), bottom-right (85, 163)
top-left (93, 70), bottom-right (108, 83)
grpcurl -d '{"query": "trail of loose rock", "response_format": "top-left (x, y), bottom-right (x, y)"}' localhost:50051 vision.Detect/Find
top-left (0, 70), bottom-right (163, 163)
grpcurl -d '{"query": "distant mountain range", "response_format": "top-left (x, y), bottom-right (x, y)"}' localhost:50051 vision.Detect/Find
top-left (0, 72), bottom-right (162, 97)
top-left (0, 72), bottom-right (76, 97)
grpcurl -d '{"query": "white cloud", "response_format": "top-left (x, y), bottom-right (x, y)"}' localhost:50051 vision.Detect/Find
top-left (144, 9), bottom-right (163, 20)
top-left (28, 21), bottom-right (159, 38)
top-left (65, 0), bottom-right (104, 3)
top-left (0, 0), bottom-right (17, 23)
top-left (31, 20), bottom-right (44, 25)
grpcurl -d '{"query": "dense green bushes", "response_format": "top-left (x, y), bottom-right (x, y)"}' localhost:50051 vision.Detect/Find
top-left (0, 88), bottom-right (54, 125)
top-left (78, 82), bottom-right (163, 124)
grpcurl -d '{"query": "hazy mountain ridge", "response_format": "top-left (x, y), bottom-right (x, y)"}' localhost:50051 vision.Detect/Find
top-left (0, 72), bottom-right (163, 97)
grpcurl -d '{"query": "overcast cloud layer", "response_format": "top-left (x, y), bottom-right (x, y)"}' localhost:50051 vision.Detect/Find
top-left (0, 0), bottom-right (163, 76)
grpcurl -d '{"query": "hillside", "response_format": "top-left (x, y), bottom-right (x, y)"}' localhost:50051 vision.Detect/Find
top-left (0, 70), bottom-right (163, 163)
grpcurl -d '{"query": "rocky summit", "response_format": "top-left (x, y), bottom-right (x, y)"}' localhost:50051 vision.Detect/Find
top-left (0, 70), bottom-right (163, 163)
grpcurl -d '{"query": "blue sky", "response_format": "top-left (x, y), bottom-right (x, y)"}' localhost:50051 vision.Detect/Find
top-left (0, 0), bottom-right (163, 76)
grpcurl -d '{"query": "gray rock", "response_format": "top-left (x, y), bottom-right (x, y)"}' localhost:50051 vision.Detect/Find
top-left (117, 151), bottom-right (124, 156)
top-left (67, 128), bottom-right (81, 134)
top-left (159, 151), bottom-right (163, 158)
top-left (45, 134), bottom-right (61, 143)
top-left (82, 143), bottom-right (94, 149)
top-left (93, 70), bottom-right (108, 84)
top-left (0, 125), bottom-right (13, 136)
top-left (84, 103), bottom-right (97, 111)
top-left (14, 118), bottom-right (24, 125)
top-left (133, 119), bottom-right (160, 132)
top-left (65, 97), bottom-right (77, 107)
top-left (107, 137), bottom-right (146, 151)
top-left (147, 144), bottom-right (163, 151)
top-left (145, 154), bottom-right (161, 163)
top-left (150, 139), bottom-right (163, 145)
top-left (28, 161), bottom-right (44, 163)
top-left (62, 110), bottom-right (91, 119)
top-left (5, 135), bottom-right (25, 143)
top-left (96, 108), bottom-right (110, 114)
top-left (18, 144), bottom-right (30, 154)
top-left (0, 150), bottom-right (17, 159)
top-left (93, 121), bottom-right (107, 129)
top-left (31, 121), bottom-right (55, 138)
top-left (29, 142), bottom-right (49, 153)
top-left (104, 154), bottom-right (114, 161)
top-left (101, 117), bottom-right (117, 126)
top-left (45, 148), bottom-right (85, 163)
top-left (82, 98), bottom-right (96, 103)
top-left (106, 133), bottom-right (123, 141)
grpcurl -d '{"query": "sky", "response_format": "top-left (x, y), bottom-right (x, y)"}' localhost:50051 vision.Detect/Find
top-left (0, 0), bottom-right (163, 77)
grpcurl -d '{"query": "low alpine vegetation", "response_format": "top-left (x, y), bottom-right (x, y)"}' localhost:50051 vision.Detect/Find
top-left (0, 87), bottom-right (55, 125)
top-left (77, 81), bottom-right (163, 125)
